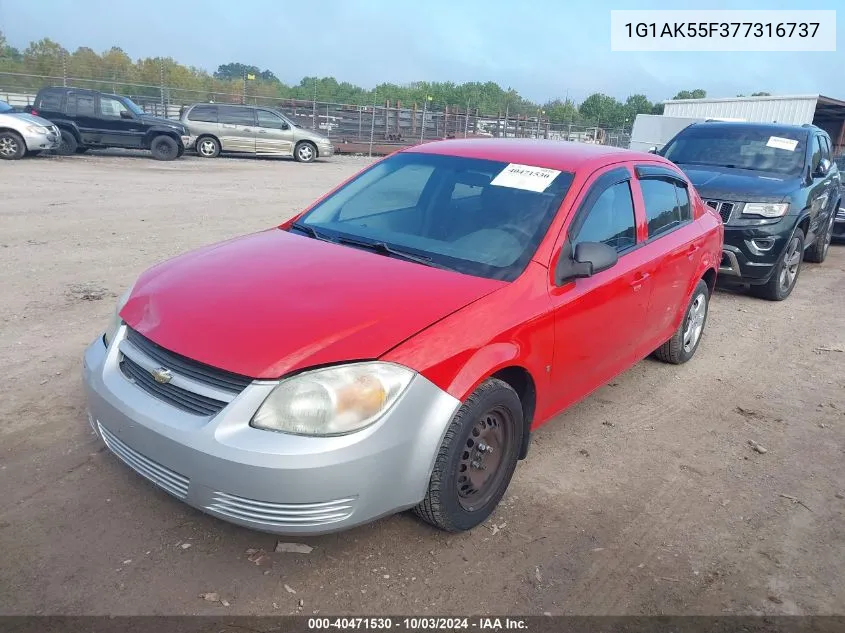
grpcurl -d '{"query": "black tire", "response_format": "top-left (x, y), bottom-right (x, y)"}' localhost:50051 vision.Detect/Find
top-left (414, 378), bottom-right (523, 532)
top-left (150, 135), bottom-right (179, 161)
top-left (294, 141), bottom-right (317, 163)
top-left (750, 228), bottom-right (805, 301)
top-left (55, 129), bottom-right (78, 156)
top-left (25, 150), bottom-right (42, 157)
top-left (654, 279), bottom-right (710, 365)
top-left (0, 130), bottom-right (26, 160)
top-left (196, 136), bottom-right (220, 158)
top-left (804, 211), bottom-right (835, 264)
top-left (74, 146), bottom-right (89, 154)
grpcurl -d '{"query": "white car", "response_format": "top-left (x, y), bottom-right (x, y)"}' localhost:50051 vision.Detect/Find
top-left (0, 100), bottom-right (60, 160)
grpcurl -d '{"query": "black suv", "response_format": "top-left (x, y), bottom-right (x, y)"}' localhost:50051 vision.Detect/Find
top-left (30, 87), bottom-right (192, 161)
top-left (658, 122), bottom-right (840, 300)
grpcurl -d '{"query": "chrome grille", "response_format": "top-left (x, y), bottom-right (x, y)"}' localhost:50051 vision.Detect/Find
top-left (98, 422), bottom-right (190, 499)
top-left (705, 199), bottom-right (735, 223)
top-left (205, 491), bottom-right (356, 528)
top-left (119, 329), bottom-right (252, 416)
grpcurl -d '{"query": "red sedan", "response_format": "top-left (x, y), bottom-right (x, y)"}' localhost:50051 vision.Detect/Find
top-left (82, 138), bottom-right (723, 534)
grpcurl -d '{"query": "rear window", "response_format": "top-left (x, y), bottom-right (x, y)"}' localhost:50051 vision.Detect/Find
top-left (218, 106), bottom-right (254, 126)
top-left (37, 90), bottom-right (63, 112)
top-left (188, 104), bottom-right (218, 123)
top-left (662, 126), bottom-right (807, 175)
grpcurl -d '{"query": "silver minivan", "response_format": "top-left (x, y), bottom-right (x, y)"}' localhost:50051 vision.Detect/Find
top-left (180, 103), bottom-right (334, 163)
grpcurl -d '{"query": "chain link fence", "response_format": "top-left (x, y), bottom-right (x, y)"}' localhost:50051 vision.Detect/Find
top-left (0, 67), bottom-right (630, 155)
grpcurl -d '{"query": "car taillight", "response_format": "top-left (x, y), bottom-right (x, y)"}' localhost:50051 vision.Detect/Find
top-left (30, 109), bottom-right (39, 116)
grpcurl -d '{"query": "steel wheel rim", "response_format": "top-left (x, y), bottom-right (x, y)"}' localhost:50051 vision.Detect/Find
top-left (456, 406), bottom-right (513, 511)
top-left (298, 144), bottom-right (314, 161)
top-left (779, 236), bottom-right (801, 291)
top-left (0, 136), bottom-right (17, 156)
top-left (199, 139), bottom-right (216, 156)
top-left (683, 292), bottom-right (707, 353)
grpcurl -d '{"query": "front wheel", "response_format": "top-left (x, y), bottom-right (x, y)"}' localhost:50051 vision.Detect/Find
top-left (414, 378), bottom-right (523, 532)
top-left (150, 135), bottom-right (179, 161)
top-left (196, 136), bottom-right (220, 158)
top-left (654, 279), bottom-right (710, 365)
top-left (0, 131), bottom-right (26, 160)
top-left (55, 129), bottom-right (78, 156)
top-left (294, 141), bottom-right (317, 163)
top-left (751, 228), bottom-right (804, 301)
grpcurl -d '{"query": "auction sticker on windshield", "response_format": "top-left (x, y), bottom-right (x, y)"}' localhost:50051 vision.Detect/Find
top-left (766, 136), bottom-right (799, 151)
top-left (490, 163), bottom-right (562, 193)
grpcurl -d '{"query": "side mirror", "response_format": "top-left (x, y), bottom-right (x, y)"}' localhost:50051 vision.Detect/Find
top-left (648, 146), bottom-right (658, 154)
top-left (815, 158), bottom-right (831, 178)
top-left (120, 110), bottom-right (134, 119)
top-left (554, 240), bottom-right (619, 286)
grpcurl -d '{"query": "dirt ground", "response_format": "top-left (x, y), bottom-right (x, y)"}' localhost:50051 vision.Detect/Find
top-left (1, 151), bottom-right (844, 617)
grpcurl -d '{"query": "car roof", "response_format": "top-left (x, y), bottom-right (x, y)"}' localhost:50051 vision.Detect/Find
top-left (404, 138), bottom-right (664, 172)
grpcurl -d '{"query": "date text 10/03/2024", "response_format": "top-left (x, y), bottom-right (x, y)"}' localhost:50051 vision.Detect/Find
top-left (307, 617), bottom-right (529, 630)
top-left (624, 22), bottom-right (820, 38)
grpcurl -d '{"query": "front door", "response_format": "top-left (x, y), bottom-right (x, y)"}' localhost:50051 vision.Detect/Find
top-left (806, 133), bottom-right (837, 243)
top-left (547, 164), bottom-right (653, 413)
top-left (96, 95), bottom-right (144, 148)
top-left (255, 110), bottom-right (295, 156)
top-left (217, 106), bottom-right (256, 153)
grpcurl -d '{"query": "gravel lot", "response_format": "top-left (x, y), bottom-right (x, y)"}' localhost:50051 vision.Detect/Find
top-left (1, 151), bottom-right (844, 616)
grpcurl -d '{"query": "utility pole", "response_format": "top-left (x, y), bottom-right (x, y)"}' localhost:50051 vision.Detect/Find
top-left (464, 102), bottom-right (470, 138)
top-left (368, 92), bottom-right (377, 157)
top-left (312, 78), bottom-right (317, 129)
top-left (241, 68), bottom-right (246, 105)
top-left (420, 96), bottom-right (431, 143)
top-left (160, 59), bottom-right (166, 110)
top-left (61, 51), bottom-right (67, 87)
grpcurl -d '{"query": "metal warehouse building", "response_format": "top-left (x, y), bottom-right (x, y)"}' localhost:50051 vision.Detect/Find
top-left (662, 94), bottom-right (845, 154)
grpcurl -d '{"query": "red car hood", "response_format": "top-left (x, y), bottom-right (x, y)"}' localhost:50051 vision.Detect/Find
top-left (120, 228), bottom-right (504, 379)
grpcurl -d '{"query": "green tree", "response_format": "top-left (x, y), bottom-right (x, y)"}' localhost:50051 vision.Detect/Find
top-left (579, 93), bottom-right (625, 126)
top-left (672, 89), bottom-right (706, 100)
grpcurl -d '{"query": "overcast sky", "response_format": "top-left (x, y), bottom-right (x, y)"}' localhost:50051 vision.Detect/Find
top-left (1, 0), bottom-right (841, 103)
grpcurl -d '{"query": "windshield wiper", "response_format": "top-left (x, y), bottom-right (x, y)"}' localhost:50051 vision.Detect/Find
top-left (335, 236), bottom-right (451, 270)
top-left (290, 222), bottom-right (334, 243)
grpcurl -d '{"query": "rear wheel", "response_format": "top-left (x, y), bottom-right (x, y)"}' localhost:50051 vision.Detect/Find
top-left (196, 136), bottom-right (220, 158)
top-left (654, 279), bottom-right (710, 365)
top-left (150, 135), bottom-right (178, 161)
top-left (804, 212), bottom-right (835, 264)
top-left (56, 129), bottom-right (78, 155)
top-left (294, 141), bottom-right (317, 163)
top-left (414, 378), bottom-right (523, 532)
top-left (0, 131), bottom-right (26, 160)
top-left (751, 228), bottom-right (804, 301)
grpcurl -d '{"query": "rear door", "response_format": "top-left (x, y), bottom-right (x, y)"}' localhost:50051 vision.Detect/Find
top-left (96, 94), bottom-right (144, 148)
top-left (255, 109), bottom-right (295, 156)
top-left (217, 106), bottom-right (256, 153)
top-left (805, 133), bottom-right (834, 244)
top-left (65, 91), bottom-right (99, 145)
top-left (630, 164), bottom-right (703, 355)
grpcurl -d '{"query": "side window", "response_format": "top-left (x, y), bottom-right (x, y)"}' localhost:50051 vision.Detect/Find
top-left (99, 96), bottom-right (129, 118)
top-left (188, 105), bottom-right (217, 123)
top-left (256, 110), bottom-right (288, 129)
top-left (67, 92), bottom-right (96, 117)
top-left (572, 181), bottom-right (637, 252)
top-left (640, 179), bottom-right (688, 238)
top-left (38, 90), bottom-right (63, 111)
top-left (810, 135), bottom-right (822, 171)
top-left (218, 106), bottom-right (255, 126)
top-left (338, 164), bottom-right (435, 220)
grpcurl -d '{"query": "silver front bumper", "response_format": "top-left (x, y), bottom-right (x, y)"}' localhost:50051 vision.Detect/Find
top-left (22, 126), bottom-right (60, 151)
top-left (82, 328), bottom-right (460, 534)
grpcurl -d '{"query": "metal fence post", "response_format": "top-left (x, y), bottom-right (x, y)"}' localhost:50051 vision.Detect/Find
top-left (369, 95), bottom-right (377, 157)
top-left (61, 51), bottom-right (67, 87)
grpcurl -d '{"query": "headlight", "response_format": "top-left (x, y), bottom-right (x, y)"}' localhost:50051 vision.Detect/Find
top-left (251, 362), bottom-right (415, 436)
top-left (103, 284), bottom-right (135, 348)
top-left (742, 202), bottom-right (789, 218)
top-left (26, 125), bottom-right (48, 134)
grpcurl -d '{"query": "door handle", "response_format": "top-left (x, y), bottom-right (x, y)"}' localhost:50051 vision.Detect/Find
top-left (686, 244), bottom-right (701, 258)
top-left (630, 271), bottom-right (650, 291)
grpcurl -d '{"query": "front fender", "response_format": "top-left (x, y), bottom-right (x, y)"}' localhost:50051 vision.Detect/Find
top-left (445, 342), bottom-right (524, 402)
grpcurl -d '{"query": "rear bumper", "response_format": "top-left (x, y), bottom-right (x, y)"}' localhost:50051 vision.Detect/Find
top-left (718, 219), bottom-right (795, 285)
top-left (181, 135), bottom-right (196, 150)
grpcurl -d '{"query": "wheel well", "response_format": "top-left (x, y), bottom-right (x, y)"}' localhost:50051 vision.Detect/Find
top-left (0, 127), bottom-right (22, 135)
top-left (491, 366), bottom-right (536, 461)
top-left (701, 268), bottom-right (717, 295)
top-left (145, 130), bottom-right (180, 149)
top-left (798, 216), bottom-right (810, 237)
top-left (296, 139), bottom-right (318, 155)
top-left (197, 133), bottom-right (220, 144)
top-left (56, 125), bottom-right (80, 141)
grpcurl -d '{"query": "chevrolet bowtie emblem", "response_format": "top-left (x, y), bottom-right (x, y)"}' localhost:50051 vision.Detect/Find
top-left (151, 367), bottom-right (173, 384)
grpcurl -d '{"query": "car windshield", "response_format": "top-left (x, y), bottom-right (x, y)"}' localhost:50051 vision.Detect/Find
top-left (0, 101), bottom-right (12, 113)
top-left (662, 127), bottom-right (807, 175)
top-left (295, 152), bottom-right (574, 281)
top-left (122, 97), bottom-right (145, 115)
